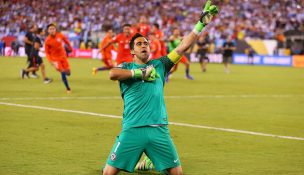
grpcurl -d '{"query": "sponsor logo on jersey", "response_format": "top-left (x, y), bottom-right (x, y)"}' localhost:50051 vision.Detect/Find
top-left (110, 153), bottom-right (116, 161)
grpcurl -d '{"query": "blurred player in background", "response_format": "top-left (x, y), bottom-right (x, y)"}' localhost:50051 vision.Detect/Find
top-left (0, 39), bottom-right (4, 56)
top-left (92, 28), bottom-right (115, 75)
top-left (21, 28), bottom-right (52, 84)
top-left (45, 23), bottom-right (73, 93)
top-left (102, 1), bottom-right (218, 174)
top-left (130, 23), bottom-right (139, 36)
top-left (222, 37), bottom-right (236, 73)
top-left (130, 23), bottom-right (139, 35)
top-left (11, 41), bottom-right (20, 56)
top-left (246, 47), bottom-right (255, 65)
top-left (138, 16), bottom-right (150, 37)
top-left (151, 23), bottom-right (167, 56)
top-left (196, 35), bottom-right (210, 72)
top-left (167, 28), bottom-right (194, 81)
top-left (23, 24), bottom-right (38, 78)
top-left (102, 24), bottom-right (133, 65)
top-left (149, 32), bottom-right (162, 60)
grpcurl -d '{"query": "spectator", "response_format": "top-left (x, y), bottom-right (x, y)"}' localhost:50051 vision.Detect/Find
top-left (0, 40), bottom-right (4, 56)
top-left (0, 0), bottom-right (303, 50)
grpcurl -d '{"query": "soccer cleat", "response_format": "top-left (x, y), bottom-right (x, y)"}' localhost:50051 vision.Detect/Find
top-left (30, 73), bottom-right (39, 79)
top-left (186, 74), bottom-right (194, 80)
top-left (135, 156), bottom-right (154, 171)
top-left (66, 88), bottom-right (72, 94)
top-left (20, 69), bottom-right (25, 79)
top-left (92, 67), bottom-right (98, 75)
top-left (20, 69), bottom-right (29, 79)
top-left (43, 78), bottom-right (53, 84)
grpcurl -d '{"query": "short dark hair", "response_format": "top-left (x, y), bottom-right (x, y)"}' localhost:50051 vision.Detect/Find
top-left (153, 23), bottom-right (160, 29)
top-left (37, 28), bottom-right (44, 34)
top-left (102, 25), bottom-right (112, 32)
top-left (123, 23), bottom-right (131, 28)
top-left (106, 28), bottom-right (113, 32)
top-left (129, 33), bottom-right (147, 50)
top-left (47, 23), bottom-right (56, 29)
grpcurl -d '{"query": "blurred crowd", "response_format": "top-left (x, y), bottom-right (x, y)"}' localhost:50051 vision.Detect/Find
top-left (0, 0), bottom-right (303, 49)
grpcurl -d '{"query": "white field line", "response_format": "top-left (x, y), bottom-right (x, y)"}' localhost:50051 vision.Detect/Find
top-left (0, 94), bottom-right (303, 101)
top-left (0, 96), bottom-right (122, 101)
top-left (0, 101), bottom-right (303, 141)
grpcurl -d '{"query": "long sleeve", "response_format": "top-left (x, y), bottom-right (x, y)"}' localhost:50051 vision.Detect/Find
top-left (62, 34), bottom-right (73, 52)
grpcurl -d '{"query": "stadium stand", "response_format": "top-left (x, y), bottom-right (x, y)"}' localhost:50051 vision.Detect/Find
top-left (0, 0), bottom-right (303, 54)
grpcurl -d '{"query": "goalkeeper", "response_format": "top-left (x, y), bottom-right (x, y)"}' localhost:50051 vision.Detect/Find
top-left (102, 1), bottom-right (218, 174)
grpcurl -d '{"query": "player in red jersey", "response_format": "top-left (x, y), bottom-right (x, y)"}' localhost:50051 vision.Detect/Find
top-left (103, 24), bottom-right (133, 65)
top-left (138, 16), bottom-right (150, 37)
top-left (130, 23), bottom-right (139, 36)
top-left (45, 23), bottom-right (73, 93)
top-left (93, 28), bottom-right (115, 75)
top-left (149, 33), bottom-right (162, 60)
top-left (151, 23), bottom-right (167, 55)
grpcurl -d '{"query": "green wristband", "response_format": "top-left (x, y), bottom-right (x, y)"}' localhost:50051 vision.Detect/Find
top-left (194, 21), bottom-right (206, 34)
top-left (133, 69), bottom-right (143, 79)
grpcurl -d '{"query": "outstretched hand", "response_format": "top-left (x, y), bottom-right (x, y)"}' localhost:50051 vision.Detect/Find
top-left (200, 0), bottom-right (219, 25)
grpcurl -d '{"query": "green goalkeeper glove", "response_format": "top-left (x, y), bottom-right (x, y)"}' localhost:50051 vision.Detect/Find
top-left (194, 0), bottom-right (219, 34)
top-left (145, 66), bottom-right (160, 81)
top-left (132, 65), bottom-right (160, 81)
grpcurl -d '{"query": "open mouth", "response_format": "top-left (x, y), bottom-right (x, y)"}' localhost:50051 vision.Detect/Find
top-left (141, 50), bottom-right (147, 53)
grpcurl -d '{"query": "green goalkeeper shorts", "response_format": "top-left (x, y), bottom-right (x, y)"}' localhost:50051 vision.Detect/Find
top-left (106, 125), bottom-right (181, 172)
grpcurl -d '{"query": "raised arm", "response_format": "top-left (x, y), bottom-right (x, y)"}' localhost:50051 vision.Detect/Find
top-left (168, 0), bottom-right (218, 64)
top-left (102, 36), bottom-right (117, 50)
top-left (101, 41), bottom-right (113, 50)
top-left (62, 34), bottom-right (73, 52)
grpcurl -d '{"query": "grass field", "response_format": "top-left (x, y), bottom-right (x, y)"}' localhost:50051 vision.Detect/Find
top-left (0, 56), bottom-right (304, 175)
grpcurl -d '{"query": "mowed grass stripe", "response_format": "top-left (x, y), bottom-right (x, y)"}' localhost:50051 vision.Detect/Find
top-left (1, 94), bottom-right (303, 101)
top-left (1, 101), bottom-right (303, 141)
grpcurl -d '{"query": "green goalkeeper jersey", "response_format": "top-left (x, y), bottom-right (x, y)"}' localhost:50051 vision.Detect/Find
top-left (118, 56), bottom-right (174, 130)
